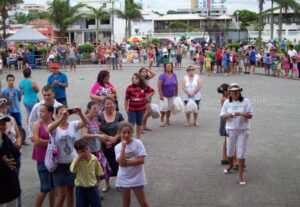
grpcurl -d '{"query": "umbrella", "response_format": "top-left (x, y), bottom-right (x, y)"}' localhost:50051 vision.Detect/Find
top-left (127, 36), bottom-right (143, 42)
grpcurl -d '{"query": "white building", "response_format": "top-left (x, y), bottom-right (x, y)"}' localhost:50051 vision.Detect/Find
top-left (262, 8), bottom-right (300, 41)
top-left (66, 0), bottom-right (126, 44)
top-left (131, 10), bottom-right (160, 37)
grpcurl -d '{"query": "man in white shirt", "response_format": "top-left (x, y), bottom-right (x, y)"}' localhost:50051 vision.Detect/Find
top-left (27, 85), bottom-right (62, 142)
top-left (288, 45), bottom-right (297, 69)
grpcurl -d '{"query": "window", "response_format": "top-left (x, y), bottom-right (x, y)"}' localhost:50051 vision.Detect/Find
top-left (101, 19), bottom-right (110, 24)
top-left (86, 19), bottom-right (95, 29)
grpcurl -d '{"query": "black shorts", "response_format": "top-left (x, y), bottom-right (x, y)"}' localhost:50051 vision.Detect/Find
top-left (250, 61), bottom-right (256, 65)
top-left (216, 60), bottom-right (222, 66)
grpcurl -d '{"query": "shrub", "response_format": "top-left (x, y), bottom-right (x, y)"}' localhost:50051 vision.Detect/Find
top-left (78, 44), bottom-right (95, 54)
top-left (295, 44), bottom-right (300, 51)
top-left (227, 43), bottom-right (240, 50)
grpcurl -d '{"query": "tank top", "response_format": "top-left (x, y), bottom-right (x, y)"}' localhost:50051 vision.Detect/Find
top-left (32, 120), bottom-right (50, 162)
top-left (20, 79), bottom-right (38, 104)
top-left (182, 74), bottom-right (202, 101)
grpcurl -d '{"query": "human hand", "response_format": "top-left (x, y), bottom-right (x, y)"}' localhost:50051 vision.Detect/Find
top-left (75, 107), bottom-right (82, 115)
top-left (160, 96), bottom-right (164, 101)
top-left (53, 80), bottom-right (59, 86)
top-left (2, 156), bottom-right (16, 171)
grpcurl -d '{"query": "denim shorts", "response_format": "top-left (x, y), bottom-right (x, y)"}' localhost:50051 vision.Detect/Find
top-left (37, 162), bottom-right (54, 193)
top-left (52, 163), bottom-right (75, 187)
top-left (127, 110), bottom-right (145, 126)
top-left (24, 102), bottom-right (36, 116)
top-left (75, 186), bottom-right (101, 207)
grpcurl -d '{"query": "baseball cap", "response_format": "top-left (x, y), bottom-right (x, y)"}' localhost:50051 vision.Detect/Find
top-left (0, 97), bottom-right (11, 107)
top-left (0, 113), bottom-right (11, 122)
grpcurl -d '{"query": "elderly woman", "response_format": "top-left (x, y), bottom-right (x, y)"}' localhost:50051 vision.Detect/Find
top-left (90, 70), bottom-right (118, 111)
top-left (98, 97), bottom-right (124, 191)
top-left (182, 65), bottom-right (202, 127)
top-left (220, 83), bottom-right (253, 185)
top-left (158, 63), bottom-right (178, 127)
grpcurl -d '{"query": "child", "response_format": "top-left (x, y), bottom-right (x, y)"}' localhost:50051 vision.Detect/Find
top-left (217, 84), bottom-right (229, 165)
top-left (283, 53), bottom-right (290, 78)
top-left (197, 51), bottom-right (205, 74)
top-left (1, 74), bottom-right (22, 127)
top-left (70, 139), bottom-right (103, 207)
top-left (265, 53), bottom-right (271, 75)
top-left (115, 122), bottom-right (149, 207)
top-left (204, 52), bottom-right (212, 75)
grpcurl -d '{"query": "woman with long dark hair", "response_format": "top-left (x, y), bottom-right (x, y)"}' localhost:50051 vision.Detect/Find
top-left (220, 83), bottom-right (253, 185)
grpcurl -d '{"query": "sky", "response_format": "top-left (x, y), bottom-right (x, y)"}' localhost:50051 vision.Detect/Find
top-left (24, 0), bottom-right (271, 14)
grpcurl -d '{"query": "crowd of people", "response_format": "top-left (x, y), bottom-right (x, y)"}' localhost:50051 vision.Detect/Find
top-left (1, 35), bottom-right (299, 207)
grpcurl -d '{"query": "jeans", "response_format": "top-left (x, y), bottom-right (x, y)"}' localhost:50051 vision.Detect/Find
top-left (298, 62), bottom-right (300, 78)
top-left (75, 186), bottom-right (101, 207)
top-left (127, 110), bottom-right (145, 126)
top-left (9, 112), bottom-right (22, 126)
top-left (111, 57), bottom-right (116, 70)
top-left (24, 102), bottom-right (35, 116)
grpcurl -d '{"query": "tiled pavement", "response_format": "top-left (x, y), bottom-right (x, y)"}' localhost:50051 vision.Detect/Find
top-left (4, 61), bottom-right (300, 207)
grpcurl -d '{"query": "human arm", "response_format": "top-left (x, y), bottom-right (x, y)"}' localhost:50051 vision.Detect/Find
top-left (192, 75), bottom-right (202, 95)
top-left (70, 154), bottom-right (84, 173)
top-left (59, 75), bottom-right (68, 88)
top-left (48, 110), bottom-right (66, 134)
top-left (82, 126), bottom-right (109, 143)
top-left (12, 118), bottom-right (22, 149)
top-left (146, 68), bottom-right (156, 79)
top-left (33, 122), bottom-right (49, 147)
top-left (175, 76), bottom-right (178, 97)
top-left (123, 156), bottom-right (145, 166)
top-left (18, 89), bottom-right (22, 102)
top-left (157, 80), bottom-right (164, 100)
top-left (145, 85), bottom-right (154, 100)
top-left (116, 142), bottom-right (127, 166)
top-left (75, 108), bottom-right (89, 130)
top-left (32, 80), bottom-right (39, 93)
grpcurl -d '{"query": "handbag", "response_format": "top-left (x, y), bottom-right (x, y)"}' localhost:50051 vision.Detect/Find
top-left (44, 133), bottom-right (58, 173)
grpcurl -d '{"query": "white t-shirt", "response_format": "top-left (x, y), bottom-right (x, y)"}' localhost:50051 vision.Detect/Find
top-left (288, 49), bottom-right (297, 58)
top-left (115, 138), bottom-right (147, 188)
top-left (53, 120), bottom-right (80, 164)
top-left (220, 98), bottom-right (253, 130)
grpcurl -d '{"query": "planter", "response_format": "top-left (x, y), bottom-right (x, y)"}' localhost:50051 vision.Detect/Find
top-left (122, 58), bottom-right (128, 63)
top-left (133, 59), bottom-right (139, 64)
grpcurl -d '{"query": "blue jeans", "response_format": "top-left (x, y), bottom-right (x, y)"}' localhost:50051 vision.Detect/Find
top-left (75, 186), bottom-right (101, 207)
top-left (110, 57), bottom-right (116, 70)
top-left (9, 112), bottom-right (22, 126)
top-left (24, 102), bottom-right (36, 116)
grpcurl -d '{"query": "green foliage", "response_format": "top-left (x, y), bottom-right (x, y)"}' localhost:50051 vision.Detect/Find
top-left (295, 44), bottom-right (300, 51)
top-left (78, 44), bottom-right (94, 54)
top-left (152, 10), bottom-right (163, 16)
top-left (14, 12), bottom-right (27, 24)
top-left (27, 11), bottom-right (51, 21)
top-left (227, 43), bottom-right (240, 50)
top-left (0, 0), bottom-right (23, 38)
top-left (169, 21), bottom-right (188, 29)
top-left (167, 10), bottom-right (177, 14)
top-left (37, 47), bottom-right (48, 55)
top-left (233, 9), bottom-right (258, 29)
top-left (48, 0), bottom-right (86, 36)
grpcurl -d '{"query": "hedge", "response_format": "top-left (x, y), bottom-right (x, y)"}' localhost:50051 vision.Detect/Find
top-left (78, 44), bottom-right (95, 53)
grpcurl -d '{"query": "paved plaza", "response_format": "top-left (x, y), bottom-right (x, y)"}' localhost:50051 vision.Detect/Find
top-left (5, 61), bottom-right (300, 207)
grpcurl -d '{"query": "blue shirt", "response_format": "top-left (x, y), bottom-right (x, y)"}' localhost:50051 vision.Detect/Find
top-left (19, 79), bottom-right (38, 104)
top-left (47, 72), bottom-right (68, 100)
top-left (250, 50), bottom-right (256, 62)
top-left (1, 87), bottom-right (22, 113)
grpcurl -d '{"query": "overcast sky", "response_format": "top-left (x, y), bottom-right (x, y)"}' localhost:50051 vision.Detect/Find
top-left (24, 0), bottom-right (271, 14)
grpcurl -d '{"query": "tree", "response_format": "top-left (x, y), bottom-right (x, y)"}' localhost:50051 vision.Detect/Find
top-left (27, 11), bottom-right (51, 21)
top-left (14, 12), bottom-right (27, 24)
top-left (276, 0), bottom-right (300, 40)
top-left (115, 0), bottom-right (143, 38)
top-left (48, 0), bottom-right (86, 37)
top-left (257, 0), bottom-right (265, 47)
top-left (233, 10), bottom-right (258, 29)
top-left (0, 0), bottom-right (23, 38)
top-left (86, 6), bottom-right (110, 40)
top-left (167, 10), bottom-right (177, 14)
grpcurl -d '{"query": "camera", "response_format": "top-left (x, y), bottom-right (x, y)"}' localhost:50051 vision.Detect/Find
top-left (67, 108), bottom-right (76, 115)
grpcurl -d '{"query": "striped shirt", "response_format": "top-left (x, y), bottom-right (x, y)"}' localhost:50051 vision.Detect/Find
top-left (126, 84), bottom-right (154, 111)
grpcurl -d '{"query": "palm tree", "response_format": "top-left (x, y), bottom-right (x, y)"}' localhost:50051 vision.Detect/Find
top-left (0, 0), bottom-right (23, 39)
top-left (258, 0), bottom-right (265, 47)
top-left (86, 6), bottom-right (110, 40)
top-left (276, 0), bottom-right (300, 40)
top-left (115, 0), bottom-right (143, 38)
top-left (48, 0), bottom-right (86, 38)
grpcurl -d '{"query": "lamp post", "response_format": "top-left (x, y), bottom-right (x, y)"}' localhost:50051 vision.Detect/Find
top-left (236, 11), bottom-right (240, 43)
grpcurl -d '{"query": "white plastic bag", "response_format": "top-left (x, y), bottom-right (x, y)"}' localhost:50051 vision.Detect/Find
top-left (160, 98), bottom-right (168, 112)
top-left (44, 135), bottom-right (57, 173)
top-left (172, 96), bottom-right (184, 114)
top-left (185, 99), bottom-right (198, 113)
top-left (151, 103), bottom-right (160, 119)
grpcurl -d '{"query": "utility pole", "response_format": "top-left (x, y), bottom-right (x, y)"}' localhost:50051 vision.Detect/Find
top-left (111, 0), bottom-right (115, 43)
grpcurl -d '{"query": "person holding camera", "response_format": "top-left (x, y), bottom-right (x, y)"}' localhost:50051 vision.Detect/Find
top-left (220, 83), bottom-right (253, 186)
top-left (48, 106), bottom-right (88, 207)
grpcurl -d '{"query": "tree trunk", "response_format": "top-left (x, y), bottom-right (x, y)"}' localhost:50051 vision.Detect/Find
top-left (271, 0), bottom-right (274, 40)
top-left (125, 19), bottom-right (128, 39)
top-left (258, 0), bottom-right (264, 48)
top-left (278, 5), bottom-right (283, 41)
top-left (96, 18), bottom-right (99, 41)
top-left (128, 20), bottom-right (132, 37)
top-left (1, 14), bottom-right (7, 39)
